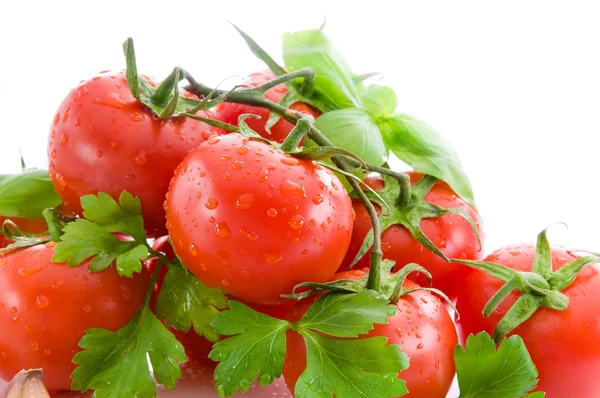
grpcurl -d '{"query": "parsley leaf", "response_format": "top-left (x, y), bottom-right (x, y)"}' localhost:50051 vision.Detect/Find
top-left (210, 301), bottom-right (290, 396)
top-left (295, 331), bottom-right (408, 398)
top-left (71, 306), bottom-right (187, 397)
top-left (155, 258), bottom-right (228, 342)
top-left (210, 291), bottom-right (406, 398)
top-left (52, 191), bottom-right (148, 277)
top-left (299, 289), bottom-right (396, 337)
top-left (455, 332), bottom-right (541, 398)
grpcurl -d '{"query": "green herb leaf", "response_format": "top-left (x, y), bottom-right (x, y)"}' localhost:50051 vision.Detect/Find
top-left (378, 113), bottom-right (475, 206)
top-left (71, 306), bottom-right (187, 397)
top-left (0, 169), bottom-right (61, 218)
top-left (295, 331), bottom-right (408, 398)
top-left (455, 332), bottom-right (541, 398)
top-left (52, 191), bottom-right (148, 277)
top-left (210, 301), bottom-right (290, 396)
top-left (283, 29), bottom-right (362, 109)
top-left (156, 258), bottom-right (228, 342)
top-left (362, 85), bottom-right (397, 119)
top-left (299, 290), bottom-right (396, 337)
top-left (314, 108), bottom-right (387, 166)
top-left (230, 23), bottom-right (286, 77)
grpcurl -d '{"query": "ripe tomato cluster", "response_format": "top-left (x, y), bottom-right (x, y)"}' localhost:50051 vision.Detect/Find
top-left (0, 32), bottom-right (598, 398)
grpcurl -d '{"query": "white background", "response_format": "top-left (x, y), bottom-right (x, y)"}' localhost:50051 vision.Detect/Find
top-left (1, 1), bottom-right (599, 396)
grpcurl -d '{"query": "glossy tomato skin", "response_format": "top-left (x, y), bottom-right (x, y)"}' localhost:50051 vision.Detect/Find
top-left (340, 172), bottom-right (483, 299)
top-left (146, 237), bottom-right (293, 367)
top-left (48, 70), bottom-right (223, 237)
top-left (0, 216), bottom-right (48, 248)
top-left (456, 244), bottom-right (600, 398)
top-left (0, 243), bottom-right (150, 391)
top-left (283, 268), bottom-right (458, 397)
top-left (165, 133), bottom-right (353, 305)
top-left (214, 70), bottom-right (320, 143)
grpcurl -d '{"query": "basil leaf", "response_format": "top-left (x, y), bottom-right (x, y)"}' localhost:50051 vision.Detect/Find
top-left (0, 169), bottom-right (61, 218)
top-left (378, 113), bottom-right (475, 206)
top-left (362, 85), bottom-right (397, 119)
top-left (282, 29), bottom-right (362, 110)
top-left (314, 108), bottom-right (388, 166)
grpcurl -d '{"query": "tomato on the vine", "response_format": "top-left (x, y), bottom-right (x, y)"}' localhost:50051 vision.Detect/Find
top-left (47, 70), bottom-right (223, 237)
top-left (214, 69), bottom-right (320, 143)
top-left (340, 172), bottom-right (483, 299)
top-left (165, 133), bottom-right (353, 305)
top-left (283, 268), bottom-right (458, 397)
top-left (0, 243), bottom-right (150, 392)
top-left (0, 216), bottom-right (47, 248)
top-left (456, 244), bottom-right (600, 398)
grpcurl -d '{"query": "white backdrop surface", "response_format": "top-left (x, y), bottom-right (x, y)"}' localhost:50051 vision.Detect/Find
top-left (1, 1), bottom-right (599, 396)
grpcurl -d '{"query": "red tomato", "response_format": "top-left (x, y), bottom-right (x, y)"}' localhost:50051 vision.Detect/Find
top-left (0, 216), bottom-right (48, 248)
top-left (47, 70), bottom-right (223, 237)
top-left (283, 268), bottom-right (458, 397)
top-left (456, 244), bottom-right (600, 398)
top-left (214, 70), bottom-right (320, 143)
top-left (0, 242), bottom-right (150, 392)
top-left (340, 172), bottom-right (483, 299)
top-left (165, 133), bottom-right (353, 305)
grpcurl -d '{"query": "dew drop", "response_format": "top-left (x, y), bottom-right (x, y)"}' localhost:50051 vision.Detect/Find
top-left (53, 113), bottom-right (60, 125)
top-left (44, 348), bottom-right (51, 356)
top-left (222, 172), bottom-right (231, 181)
top-left (280, 157), bottom-right (299, 166)
top-left (60, 134), bottom-right (69, 144)
top-left (301, 249), bottom-right (309, 255)
top-left (280, 179), bottom-right (306, 197)
top-left (62, 107), bottom-right (70, 123)
top-left (129, 113), bottom-right (146, 122)
top-left (189, 243), bottom-right (198, 256)
top-left (236, 193), bottom-right (255, 210)
top-left (135, 150), bottom-right (147, 165)
top-left (509, 249), bottom-right (522, 256)
top-left (220, 154), bottom-right (231, 161)
top-left (35, 295), bottom-right (50, 308)
top-left (92, 92), bottom-right (126, 109)
top-left (232, 160), bottom-right (245, 170)
top-left (0, 351), bottom-right (6, 358)
top-left (247, 232), bottom-right (259, 241)
top-left (215, 222), bottom-right (230, 238)
top-left (257, 163), bottom-right (277, 182)
top-left (262, 251), bottom-right (283, 264)
top-left (222, 279), bottom-right (230, 287)
top-left (236, 145), bottom-right (249, 154)
top-left (18, 266), bottom-right (44, 277)
top-left (312, 194), bottom-right (324, 205)
top-left (208, 137), bottom-right (221, 145)
top-left (83, 305), bottom-right (92, 313)
top-left (267, 208), bottom-right (278, 218)
top-left (96, 150), bottom-right (104, 158)
top-left (111, 141), bottom-right (119, 148)
top-left (416, 342), bottom-right (424, 349)
top-left (415, 332), bottom-right (422, 339)
top-left (31, 341), bottom-right (39, 352)
top-left (205, 197), bottom-right (219, 210)
top-left (126, 174), bottom-right (136, 181)
top-left (395, 328), bottom-right (403, 338)
top-left (10, 307), bottom-right (17, 314)
top-left (289, 214), bottom-right (305, 230)
top-left (50, 150), bottom-right (57, 159)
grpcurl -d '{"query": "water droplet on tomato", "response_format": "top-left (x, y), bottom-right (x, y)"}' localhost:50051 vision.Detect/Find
top-left (0, 351), bottom-right (6, 358)
top-left (232, 160), bottom-right (245, 170)
top-left (395, 328), bottom-right (403, 337)
top-left (247, 232), bottom-right (259, 241)
top-left (235, 193), bottom-right (255, 210)
top-left (301, 249), bottom-right (309, 255)
top-left (262, 251), bottom-right (283, 264)
top-left (35, 295), bottom-right (49, 308)
top-left (93, 92), bottom-right (126, 109)
top-left (129, 113), bottom-right (145, 122)
top-left (280, 179), bottom-right (306, 197)
top-left (31, 341), bottom-right (39, 352)
top-left (312, 194), bottom-right (324, 205)
top-left (220, 154), bottom-right (231, 161)
top-left (205, 197), bottom-right (219, 210)
top-left (83, 305), bottom-right (92, 313)
top-left (126, 174), bottom-right (136, 181)
top-left (10, 307), bottom-right (17, 314)
top-left (242, 270), bottom-right (251, 277)
top-left (291, 237), bottom-right (300, 244)
top-left (267, 208), bottom-right (278, 218)
top-left (189, 243), bottom-right (198, 256)
top-left (60, 134), bottom-right (69, 144)
top-left (62, 107), bottom-right (71, 123)
top-left (257, 163), bottom-right (277, 182)
top-left (280, 157), bottom-right (299, 166)
top-left (236, 145), bottom-right (249, 154)
top-left (509, 249), bottom-right (522, 256)
top-left (96, 150), bottom-right (104, 158)
top-left (135, 150), bottom-right (147, 165)
top-left (111, 141), bottom-right (119, 148)
top-left (222, 279), bottom-right (230, 287)
top-left (215, 222), bottom-right (230, 238)
top-left (209, 216), bottom-right (215, 223)
top-left (50, 150), bottom-right (57, 159)
top-left (18, 266), bottom-right (44, 277)
top-left (44, 348), bottom-right (51, 356)
top-left (289, 214), bottom-right (305, 230)
top-left (415, 332), bottom-right (422, 339)
top-left (53, 113), bottom-right (60, 125)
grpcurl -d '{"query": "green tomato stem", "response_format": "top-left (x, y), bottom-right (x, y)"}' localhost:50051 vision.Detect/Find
top-left (363, 164), bottom-right (411, 208)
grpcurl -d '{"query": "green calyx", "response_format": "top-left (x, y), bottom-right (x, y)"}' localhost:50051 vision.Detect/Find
top-left (349, 173), bottom-right (481, 268)
top-left (454, 226), bottom-right (600, 343)
top-left (283, 259), bottom-right (457, 316)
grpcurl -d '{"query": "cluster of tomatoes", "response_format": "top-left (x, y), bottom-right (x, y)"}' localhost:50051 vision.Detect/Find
top-left (0, 62), bottom-right (599, 398)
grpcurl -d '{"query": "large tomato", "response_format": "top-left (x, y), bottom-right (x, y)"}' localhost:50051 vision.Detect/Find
top-left (214, 70), bottom-right (320, 143)
top-left (0, 216), bottom-right (47, 248)
top-left (0, 243), bottom-right (150, 392)
top-left (165, 133), bottom-right (353, 305)
top-left (283, 268), bottom-right (458, 397)
top-left (340, 172), bottom-right (483, 299)
top-left (456, 244), bottom-right (600, 398)
top-left (47, 70), bottom-right (223, 237)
